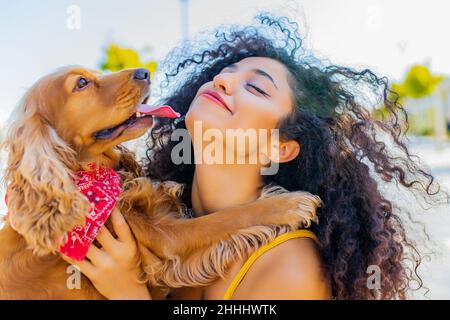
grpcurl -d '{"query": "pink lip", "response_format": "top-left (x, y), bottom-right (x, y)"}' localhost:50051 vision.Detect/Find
top-left (200, 89), bottom-right (232, 114)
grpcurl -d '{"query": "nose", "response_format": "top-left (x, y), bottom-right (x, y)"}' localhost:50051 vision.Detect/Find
top-left (133, 68), bottom-right (150, 82)
top-left (213, 73), bottom-right (233, 95)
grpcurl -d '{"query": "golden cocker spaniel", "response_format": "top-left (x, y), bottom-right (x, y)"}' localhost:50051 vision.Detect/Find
top-left (0, 67), bottom-right (321, 299)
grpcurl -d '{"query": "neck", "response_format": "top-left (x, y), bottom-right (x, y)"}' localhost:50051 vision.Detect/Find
top-left (77, 147), bottom-right (120, 170)
top-left (191, 163), bottom-right (264, 217)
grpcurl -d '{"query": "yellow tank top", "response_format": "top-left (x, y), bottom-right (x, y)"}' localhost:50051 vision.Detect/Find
top-left (223, 229), bottom-right (318, 300)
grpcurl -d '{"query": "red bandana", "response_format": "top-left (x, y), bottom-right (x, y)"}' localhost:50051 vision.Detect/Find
top-left (59, 164), bottom-right (121, 261)
top-left (5, 164), bottom-right (121, 261)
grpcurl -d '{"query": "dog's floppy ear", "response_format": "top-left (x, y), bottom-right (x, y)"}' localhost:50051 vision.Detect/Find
top-left (3, 84), bottom-right (90, 255)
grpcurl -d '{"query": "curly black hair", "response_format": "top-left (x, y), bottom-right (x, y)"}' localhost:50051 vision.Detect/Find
top-left (143, 14), bottom-right (448, 299)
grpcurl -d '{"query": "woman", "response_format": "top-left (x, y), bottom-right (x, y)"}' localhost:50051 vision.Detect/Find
top-left (66, 15), bottom-right (446, 299)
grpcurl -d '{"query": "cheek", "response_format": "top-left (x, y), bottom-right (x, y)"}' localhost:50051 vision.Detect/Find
top-left (234, 97), bottom-right (283, 131)
top-left (65, 95), bottom-right (105, 132)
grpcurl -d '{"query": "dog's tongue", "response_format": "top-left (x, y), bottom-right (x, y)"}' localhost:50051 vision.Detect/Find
top-left (137, 104), bottom-right (180, 119)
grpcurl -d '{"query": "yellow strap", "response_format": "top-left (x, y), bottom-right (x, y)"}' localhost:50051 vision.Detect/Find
top-left (223, 229), bottom-right (318, 300)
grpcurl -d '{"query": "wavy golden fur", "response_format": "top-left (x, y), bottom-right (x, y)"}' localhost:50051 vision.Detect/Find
top-left (0, 66), bottom-right (321, 299)
top-left (4, 86), bottom-right (90, 255)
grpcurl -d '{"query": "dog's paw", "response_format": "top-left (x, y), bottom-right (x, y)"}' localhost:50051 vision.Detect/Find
top-left (266, 191), bottom-right (322, 228)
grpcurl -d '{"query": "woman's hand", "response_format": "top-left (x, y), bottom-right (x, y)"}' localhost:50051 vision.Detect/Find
top-left (61, 208), bottom-right (151, 300)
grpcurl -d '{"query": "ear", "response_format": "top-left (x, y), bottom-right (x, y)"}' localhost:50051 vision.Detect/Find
top-left (3, 91), bottom-right (90, 255)
top-left (265, 139), bottom-right (301, 164)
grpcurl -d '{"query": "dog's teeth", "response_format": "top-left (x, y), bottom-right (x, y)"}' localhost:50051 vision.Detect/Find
top-left (136, 112), bottom-right (142, 118)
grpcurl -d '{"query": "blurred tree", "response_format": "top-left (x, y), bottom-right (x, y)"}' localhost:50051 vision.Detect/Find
top-left (391, 64), bottom-right (443, 100)
top-left (373, 64), bottom-right (445, 136)
top-left (99, 43), bottom-right (157, 76)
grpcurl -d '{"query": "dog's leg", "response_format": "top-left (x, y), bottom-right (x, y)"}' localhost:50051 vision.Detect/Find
top-left (124, 191), bottom-right (321, 258)
top-left (165, 191), bottom-right (321, 257)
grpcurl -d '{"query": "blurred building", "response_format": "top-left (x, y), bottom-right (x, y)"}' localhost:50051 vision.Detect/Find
top-left (442, 78), bottom-right (450, 129)
top-left (0, 123), bottom-right (4, 145)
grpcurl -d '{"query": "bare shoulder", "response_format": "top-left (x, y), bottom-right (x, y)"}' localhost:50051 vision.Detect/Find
top-left (232, 235), bottom-right (332, 300)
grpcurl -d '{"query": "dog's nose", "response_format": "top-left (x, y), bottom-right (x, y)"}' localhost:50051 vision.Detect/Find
top-left (133, 68), bottom-right (150, 82)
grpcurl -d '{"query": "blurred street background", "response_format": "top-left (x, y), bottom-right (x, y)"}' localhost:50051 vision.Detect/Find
top-left (0, 0), bottom-right (449, 298)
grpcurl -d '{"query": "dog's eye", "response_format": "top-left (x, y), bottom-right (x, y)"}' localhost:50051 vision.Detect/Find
top-left (75, 77), bottom-right (90, 90)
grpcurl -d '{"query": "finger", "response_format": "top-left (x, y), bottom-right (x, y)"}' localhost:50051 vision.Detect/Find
top-left (60, 254), bottom-right (97, 279)
top-left (85, 243), bottom-right (109, 266)
top-left (95, 226), bottom-right (117, 253)
top-left (111, 208), bottom-right (133, 243)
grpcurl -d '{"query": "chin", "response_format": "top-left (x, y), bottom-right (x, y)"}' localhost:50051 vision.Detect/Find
top-left (186, 104), bottom-right (228, 134)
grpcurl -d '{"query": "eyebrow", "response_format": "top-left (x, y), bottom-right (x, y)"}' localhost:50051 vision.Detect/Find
top-left (223, 63), bottom-right (278, 90)
top-left (68, 70), bottom-right (94, 79)
top-left (253, 69), bottom-right (278, 90)
top-left (66, 70), bottom-right (99, 86)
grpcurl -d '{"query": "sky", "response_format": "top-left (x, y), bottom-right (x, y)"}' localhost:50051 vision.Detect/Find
top-left (1, 0), bottom-right (450, 124)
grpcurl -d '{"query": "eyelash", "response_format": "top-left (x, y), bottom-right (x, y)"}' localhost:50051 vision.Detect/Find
top-left (246, 83), bottom-right (269, 97)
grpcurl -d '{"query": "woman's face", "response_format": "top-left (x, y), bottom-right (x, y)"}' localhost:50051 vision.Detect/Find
top-left (186, 57), bottom-right (294, 133)
top-left (185, 57), bottom-right (295, 163)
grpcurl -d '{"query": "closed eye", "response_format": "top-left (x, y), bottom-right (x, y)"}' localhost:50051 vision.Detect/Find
top-left (246, 83), bottom-right (270, 97)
